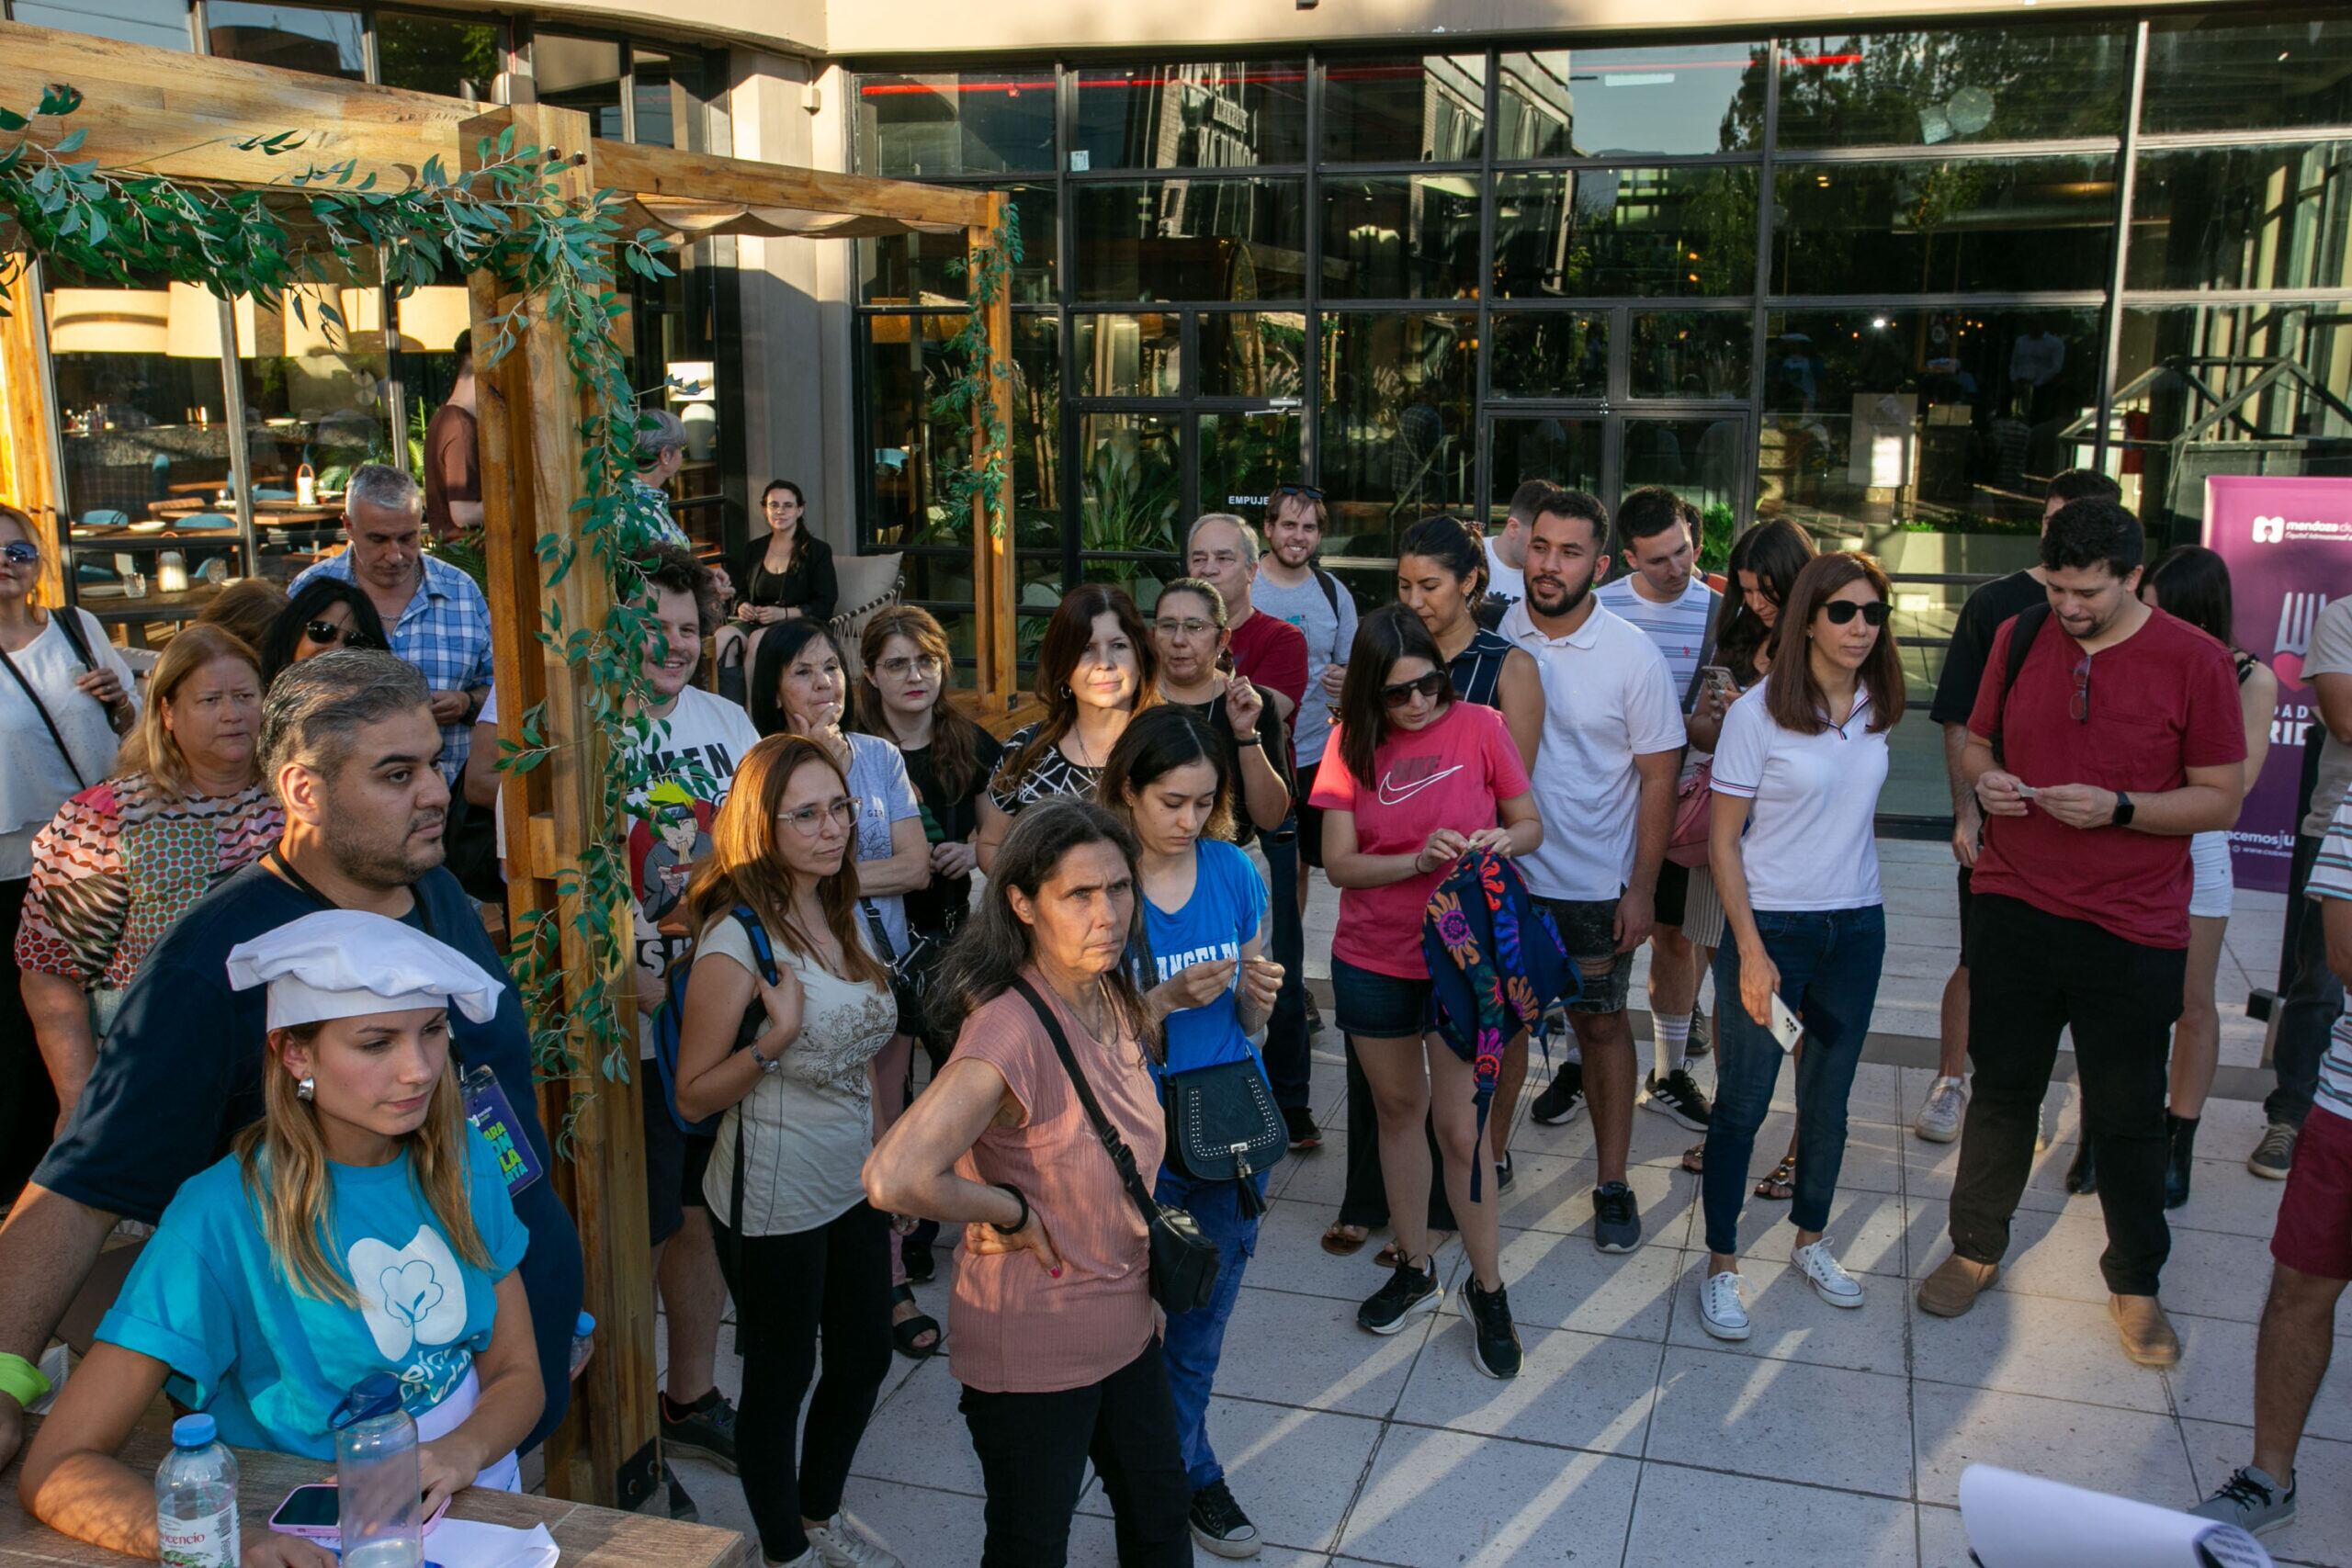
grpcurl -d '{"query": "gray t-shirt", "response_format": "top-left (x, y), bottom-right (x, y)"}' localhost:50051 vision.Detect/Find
top-left (845, 732), bottom-right (922, 954)
top-left (2302, 596), bottom-right (2352, 840)
top-left (1253, 568), bottom-right (1357, 766)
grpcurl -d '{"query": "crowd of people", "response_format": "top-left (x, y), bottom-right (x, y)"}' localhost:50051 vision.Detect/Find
top-left (0, 432), bottom-right (2340, 1568)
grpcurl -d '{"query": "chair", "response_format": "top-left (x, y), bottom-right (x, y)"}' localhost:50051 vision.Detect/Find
top-left (79, 509), bottom-right (129, 527)
top-left (827, 550), bottom-right (904, 681)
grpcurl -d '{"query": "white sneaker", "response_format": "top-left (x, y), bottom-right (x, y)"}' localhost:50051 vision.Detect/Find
top-left (1915, 1076), bottom-right (1968, 1143)
top-left (1698, 1269), bottom-right (1750, 1341)
top-left (806, 1515), bottom-right (902, 1568)
top-left (1792, 1238), bottom-right (1865, 1309)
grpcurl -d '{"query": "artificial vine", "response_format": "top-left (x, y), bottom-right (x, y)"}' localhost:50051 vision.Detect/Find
top-left (929, 200), bottom-right (1022, 540)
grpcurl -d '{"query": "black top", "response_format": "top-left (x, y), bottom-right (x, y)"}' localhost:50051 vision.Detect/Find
top-left (1930, 569), bottom-right (2049, 728)
top-left (1166, 692), bottom-right (1293, 851)
top-left (1449, 627), bottom-right (1515, 710)
top-left (902, 728), bottom-right (1003, 936)
top-left (739, 533), bottom-right (838, 623)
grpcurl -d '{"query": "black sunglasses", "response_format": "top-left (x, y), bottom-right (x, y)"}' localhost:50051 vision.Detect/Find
top-left (1381, 671), bottom-right (1446, 708)
top-left (0, 541), bottom-right (38, 565)
top-left (1821, 600), bottom-right (1890, 627)
top-left (304, 619), bottom-right (377, 649)
top-left (1272, 482), bottom-right (1325, 502)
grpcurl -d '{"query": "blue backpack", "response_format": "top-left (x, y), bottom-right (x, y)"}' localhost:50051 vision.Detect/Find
top-left (650, 906), bottom-right (776, 1136)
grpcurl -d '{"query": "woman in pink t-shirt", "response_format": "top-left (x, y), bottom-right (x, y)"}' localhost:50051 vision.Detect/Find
top-left (1310, 605), bottom-right (1542, 1377)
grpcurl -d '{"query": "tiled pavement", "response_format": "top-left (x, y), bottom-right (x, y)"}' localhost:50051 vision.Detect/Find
top-left (659, 840), bottom-right (2352, 1567)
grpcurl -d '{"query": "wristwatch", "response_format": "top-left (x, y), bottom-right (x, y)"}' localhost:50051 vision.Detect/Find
top-left (2109, 790), bottom-right (2135, 828)
top-left (748, 1037), bottom-right (782, 1074)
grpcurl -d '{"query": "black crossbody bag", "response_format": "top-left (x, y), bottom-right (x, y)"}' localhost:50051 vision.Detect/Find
top-left (1010, 976), bottom-right (1221, 1314)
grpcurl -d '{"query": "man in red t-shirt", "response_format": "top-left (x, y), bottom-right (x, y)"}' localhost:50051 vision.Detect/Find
top-left (1917, 499), bottom-right (2245, 1369)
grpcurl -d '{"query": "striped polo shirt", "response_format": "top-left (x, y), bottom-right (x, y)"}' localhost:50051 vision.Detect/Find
top-left (1596, 574), bottom-right (1719, 698)
top-left (2305, 795), bottom-right (2352, 1119)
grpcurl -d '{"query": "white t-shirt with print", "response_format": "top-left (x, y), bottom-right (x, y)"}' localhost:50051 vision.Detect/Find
top-left (1485, 538), bottom-right (1525, 607)
top-left (1710, 683), bottom-right (1888, 911)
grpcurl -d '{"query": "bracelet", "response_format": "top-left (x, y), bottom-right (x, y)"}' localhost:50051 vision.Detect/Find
top-left (0, 1351), bottom-right (51, 1410)
top-left (1235, 734), bottom-right (1263, 748)
top-left (989, 1182), bottom-right (1030, 1236)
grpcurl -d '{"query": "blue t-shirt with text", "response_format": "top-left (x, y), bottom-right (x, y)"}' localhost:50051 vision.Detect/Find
top-left (1142, 840), bottom-right (1269, 1076)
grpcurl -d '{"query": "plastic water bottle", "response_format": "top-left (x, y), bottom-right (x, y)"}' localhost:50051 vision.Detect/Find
top-left (569, 1311), bottom-right (595, 1380)
top-left (330, 1373), bottom-right (423, 1568)
top-left (154, 1414), bottom-right (239, 1568)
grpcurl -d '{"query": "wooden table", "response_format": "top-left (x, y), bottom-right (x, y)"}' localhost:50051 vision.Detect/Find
top-left (0, 1417), bottom-right (746, 1568)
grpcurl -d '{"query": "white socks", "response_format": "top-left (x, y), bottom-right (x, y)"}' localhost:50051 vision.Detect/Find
top-left (1653, 1013), bottom-right (1691, 1083)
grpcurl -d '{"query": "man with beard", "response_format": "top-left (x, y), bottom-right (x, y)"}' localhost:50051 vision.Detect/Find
top-left (1917, 500), bottom-right (2245, 1369)
top-left (1503, 490), bottom-right (1685, 1254)
top-left (0, 652), bottom-right (582, 1475)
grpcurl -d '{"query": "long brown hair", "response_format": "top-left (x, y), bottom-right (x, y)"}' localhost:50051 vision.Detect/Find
top-left (117, 622), bottom-right (262, 799)
top-left (234, 1019), bottom-right (491, 1306)
top-left (1766, 551), bottom-right (1905, 736)
top-left (854, 605), bottom-right (991, 801)
top-left (1336, 604), bottom-right (1454, 788)
top-left (682, 733), bottom-right (889, 989)
top-left (993, 583), bottom-right (1159, 793)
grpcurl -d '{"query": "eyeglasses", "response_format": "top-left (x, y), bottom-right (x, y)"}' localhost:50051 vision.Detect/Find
top-left (778, 798), bottom-right (859, 836)
top-left (2072, 653), bottom-right (2093, 724)
top-left (303, 619), bottom-right (377, 649)
top-left (0, 542), bottom-right (38, 566)
top-left (1272, 482), bottom-right (1325, 501)
top-left (1820, 600), bottom-right (1890, 627)
top-left (1155, 617), bottom-right (1216, 637)
top-left (875, 654), bottom-right (944, 680)
top-left (1381, 671), bottom-right (1447, 709)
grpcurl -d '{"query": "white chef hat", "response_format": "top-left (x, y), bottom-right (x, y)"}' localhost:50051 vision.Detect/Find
top-left (225, 909), bottom-right (505, 1032)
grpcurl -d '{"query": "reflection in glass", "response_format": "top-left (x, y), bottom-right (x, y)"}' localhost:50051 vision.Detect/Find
top-left (1199, 313), bottom-right (1306, 400)
top-left (1317, 313), bottom-right (1476, 558)
top-left (1495, 44), bottom-right (1765, 159)
top-left (1198, 411), bottom-right (1306, 517)
top-left (46, 284), bottom-right (235, 547)
top-left (861, 313), bottom-right (975, 550)
top-left (1770, 156), bottom-right (2115, 295)
top-left (1487, 417), bottom-right (1603, 531)
top-left (1319, 176), bottom-right (1482, 300)
top-left (632, 50), bottom-right (711, 152)
top-left (1071, 178), bottom-right (1306, 302)
top-left (2127, 143), bottom-right (2352, 294)
top-left (1494, 167), bottom-right (1757, 299)
top-left (13, 0), bottom-right (187, 50)
top-left (1070, 63), bottom-right (1307, 169)
top-left (853, 70), bottom-right (1058, 177)
top-left (2143, 10), bottom-right (2352, 134)
top-left (206, 2), bottom-right (364, 78)
top-left (1631, 312), bottom-right (1752, 400)
top-left (377, 10), bottom-right (502, 101)
top-left (1774, 25), bottom-right (2130, 148)
top-left (533, 35), bottom-right (625, 141)
top-left (1072, 314), bottom-right (1182, 399)
top-left (1079, 414), bottom-right (1182, 568)
top-left (860, 186), bottom-right (1057, 306)
top-left (1621, 417), bottom-right (1747, 521)
top-left (236, 282), bottom-right (394, 547)
top-left (1320, 55), bottom-right (1486, 164)
top-left (1488, 312), bottom-right (1609, 400)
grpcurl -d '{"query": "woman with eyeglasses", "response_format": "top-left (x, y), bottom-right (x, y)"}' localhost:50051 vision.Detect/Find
top-left (670, 735), bottom-right (903, 1568)
top-left (18, 621), bottom-right (280, 1137)
top-left (0, 504), bottom-right (137, 1203)
top-left (259, 577), bottom-right (390, 687)
top-left (1151, 578), bottom-right (1292, 850)
top-left (1692, 553), bottom-right (1902, 1344)
top-left (719, 480), bottom-right (838, 690)
top-left (1315, 605), bottom-right (1541, 1378)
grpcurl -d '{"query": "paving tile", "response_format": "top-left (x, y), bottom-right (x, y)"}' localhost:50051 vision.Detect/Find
top-left (2164, 1311), bottom-right (2352, 1443)
top-left (1078, 1398), bottom-right (1384, 1556)
top-left (1485, 1224), bottom-right (1685, 1341)
top-left (1335, 1426), bottom-right (1641, 1566)
top-left (2162, 1226), bottom-right (2285, 1324)
top-left (1646, 1345), bottom-right (1916, 1498)
top-left (2182, 1419), bottom-right (2352, 1568)
top-left (1494, 1150), bottom-right (1696, 1250)
top-left (1700, 1182), bottom-right (1908, 1279)
top-left (1396, 1317), bottom-right (1660, 1455)
top-left (1906, 1291), bottom-right (2175, 1414)
top-left (1911, 1383), bottom-right (2198, 1509)
top-left (1620, 1468), bottom-right (1920, 1568)
top-left (1916, 1503), bottom-right (1974, 1568)
top-left (1276, 1143), bottom-right (1353, 1207)
top-left (1215, 1284), bottom-right (1430, 1418)
top-left (849, 1357), bottom-right (989, 1497)
top-left (1255, 1199), bottom-right (1429, 1304)
top-left (1667, 1252), bottom-right (1910, 1377)
top-left (833, 1476), bottom-right (989, 1563)
top-left (2142, 1156), bottom-right (2288, 1236)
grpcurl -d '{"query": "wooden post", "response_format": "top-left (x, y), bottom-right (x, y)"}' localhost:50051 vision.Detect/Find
top-left (969, 191), bottom-right (1019, 717)
top-left (0, 267), bottom-right (63, 608)
top-left (462, 104), bottom-right (659, 1513)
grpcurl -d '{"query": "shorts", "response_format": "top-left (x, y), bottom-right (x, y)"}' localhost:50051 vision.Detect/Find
top-left (2272, 1102), bottom-right (2352, 1280)
top-left (2189, 830), bottom-right (2234, 920)
top-left (642, 1079), bottom-right (715, 1248)
top-left (1653, 858), bottom-right (1690, 929)
top-left (1535, 895), bottom-right (1636, 1015)
top-left (1296, 795), bottom-right (1329, 871)
top-left (1330, 953), bottom-right (1432, 1039)
top-left (1680, 863), bottom-right (1727, 951)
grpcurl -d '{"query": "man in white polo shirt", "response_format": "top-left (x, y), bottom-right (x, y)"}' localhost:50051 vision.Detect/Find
top-left (1505, 489), bottom-right (1686, 1254)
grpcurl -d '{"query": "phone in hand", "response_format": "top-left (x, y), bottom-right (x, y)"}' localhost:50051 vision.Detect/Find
top-left (2012, 783), bottom-right (2040, 800)
top-left (1768, 993), bottom-right (1804, 1054)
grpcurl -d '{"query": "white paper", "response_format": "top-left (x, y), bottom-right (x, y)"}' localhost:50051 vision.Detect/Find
top-left (422, 1518), bottom-right (560, 1568)
top-left (1959, 1465), bottom-right (2272, 1568)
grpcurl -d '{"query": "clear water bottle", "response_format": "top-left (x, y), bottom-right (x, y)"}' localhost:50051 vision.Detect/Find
top-left (569, 1311), bottom-right (595, 1380)
top-left (154, 1414), bottom-right (239, 1568)
top-left (330, 1373), bottom-right (423, 1568)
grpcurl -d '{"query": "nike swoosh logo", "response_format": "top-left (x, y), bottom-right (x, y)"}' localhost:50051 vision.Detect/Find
top-left (1378, 761), bottom-right (1465, 806)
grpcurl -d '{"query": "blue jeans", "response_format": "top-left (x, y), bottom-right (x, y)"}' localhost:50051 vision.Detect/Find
top-left (1152, 1168), bottom-right (1264, 1490)
top-left (1701, 906), bottom-right (1887, 1257)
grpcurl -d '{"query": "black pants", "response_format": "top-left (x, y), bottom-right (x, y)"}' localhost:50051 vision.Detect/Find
top-left (1951, 895), bottom-right (2185, 1297)
top-left (0, 878), bottom-right (58, 1209)
top-left (959, 1337), bottom-right (1192, 1568)
top-left (2268, 831), bottom-right (2345, 1129)
top-left (1261, 829), bottom-right (1311, 1111)
top-left (1339, 1032), bottom-right (1456, 1234)
top-left (711, 1201), bottom-right (893, 1562)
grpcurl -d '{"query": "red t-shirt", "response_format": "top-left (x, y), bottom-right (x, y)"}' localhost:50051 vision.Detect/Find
top-left (1228, 608), bottom-right (1308, 713)
top-left (1967, 607), bottom-right (2245, 948)
top-left (1309, 701), bottom-right (1532, 980)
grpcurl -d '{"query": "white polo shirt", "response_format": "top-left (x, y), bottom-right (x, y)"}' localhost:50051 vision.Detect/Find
top-left (1500, 599), bottom-right (1685, 902)
top-left (1710, 683), bottom-right (1888, 911)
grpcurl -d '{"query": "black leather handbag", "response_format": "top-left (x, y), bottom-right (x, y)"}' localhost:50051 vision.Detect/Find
top-left (1011, 977), bottom-right (1221, 1314)
top-left (1161, 1057), bottom-right (1284, 1217)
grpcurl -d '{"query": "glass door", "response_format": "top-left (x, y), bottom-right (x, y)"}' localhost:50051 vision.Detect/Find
top-left (1194, 405), bottom-right (1306, 520)
top-left (1615, 411), bottom-right (1748, 534)
top-left (1485, 412), bottom-right (1606, 528)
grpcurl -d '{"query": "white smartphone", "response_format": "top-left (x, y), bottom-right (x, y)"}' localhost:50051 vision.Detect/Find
top-left (2012, 783), bottom-right (2040, 800)
top-left (1768, 993), bottom-right (1804, 1053)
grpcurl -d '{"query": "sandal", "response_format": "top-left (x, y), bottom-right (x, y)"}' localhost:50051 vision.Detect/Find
top-left (889, 1283), bottom-right (940, 1360)
top-left (1755, 1154), bottom-right (1796, 1201)
top-left (1680, 1142), bottom-right (1705, 1175)
top-left (1320, 1223), bottom-right (1370, 1257)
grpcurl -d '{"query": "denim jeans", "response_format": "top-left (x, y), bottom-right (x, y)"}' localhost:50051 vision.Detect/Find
top-left (2268, 832), bottom-right (2346, 1130)
top-left (1153, 1168), bottom-right (1265, 1490)
top-left (1702, 906), bottom-right (1887, 1257)
top-left (1261, 823), bottom-right (1312, 1111)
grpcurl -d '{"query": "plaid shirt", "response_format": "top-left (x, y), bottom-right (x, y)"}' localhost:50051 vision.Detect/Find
top-left (292, 552), bottom-right (494, 782)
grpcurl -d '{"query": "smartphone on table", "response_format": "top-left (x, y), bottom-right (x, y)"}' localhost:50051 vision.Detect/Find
top-left (267, 1483), bottom-right (453, 1541)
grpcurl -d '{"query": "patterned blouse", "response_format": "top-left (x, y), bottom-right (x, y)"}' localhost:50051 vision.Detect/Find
top-left (16, 773), bottom-right (283, 992)
top-left (987, 721), bottom-right (1102, 815)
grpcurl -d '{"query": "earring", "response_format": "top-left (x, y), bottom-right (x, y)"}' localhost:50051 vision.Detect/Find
top-left (296, 1076), bottom-right (315, 1102)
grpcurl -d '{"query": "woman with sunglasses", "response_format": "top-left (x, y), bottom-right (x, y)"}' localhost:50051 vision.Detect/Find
top-left (1315, 605), bottom-right (1541, 1378)
top-left (1151, 578), bottom-right (1293, 849)
top-left (1693, 553), bottom-right (1902, 1343)
top-left (259, 577), bottom-right (390, 687)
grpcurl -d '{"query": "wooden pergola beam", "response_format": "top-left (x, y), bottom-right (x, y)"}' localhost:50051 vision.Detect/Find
top-left (595, 141), bottom-right (989, 230)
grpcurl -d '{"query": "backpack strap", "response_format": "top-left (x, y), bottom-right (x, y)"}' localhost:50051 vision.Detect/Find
top-left (50, 604), bottom-right (96, 671)
top-left (730, 905), bottom-right (779, 985)
top-left (1311, 564), bottom-right (1340, 618)
top-left (1987, 600), bottom-right (2053, 769)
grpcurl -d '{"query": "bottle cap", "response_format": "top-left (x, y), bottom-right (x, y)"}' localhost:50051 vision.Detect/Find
top-left (171, 1415), bottom-right (218, 1449)
top-left (328, 1371), bottom-right (405, 1430)
top-left (574, 1312), bottom-right (595, 1336)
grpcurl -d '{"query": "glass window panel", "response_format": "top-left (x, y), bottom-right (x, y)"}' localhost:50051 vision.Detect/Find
top-left (1493, 166), bottom-right (1757, 298)
top-left (1070, 62), bottom-right (1307, 170)
top-left (2127, 142), bottom-right (2352, 294)
top-left (1320, 54), bottom-right (1486, 164)
top-left (632, 49), bottom-right (711, 152)
top-left (532, 35), bottom-right (624, 141)
top-left (235, 280), bottom-right (394, 559)
top-left (860, 313), bottom-right (976, 551)
top-left (1631, 311), bottom-right (1752, 400)
top-left (859, 185), bottom-right (1056, 306)
top-left (1199, 312), bottom-right (1306, 400)
top-left (2111, 302), bottom-right (2352, 548)
top-left (1487, 415), bottom-right (1604, 533)
top-left (1198, 409), bottom-right (1305, 516)
top-left (1070, 177), bottom-right (1306, 302)
top-left (1496, 44), bottom-right (1766, 159)
top-left (1078, 412), bottom-right (1182, 564)
top-left (1316, 312), bottom-right (1476, 558)
top-left (2143, 10), bottom-right (2352, 134)
top-left (1488, 311), bottom-right (1610, 400)
top-left (1008, 316), bottom-right (1063, 556)
top-left (206, 3), bottom-right (364, 80)
top-left (1770, 155), bottom-right (2116, 295)
top-left (853, 69), bottom-right (1058, 178)
top-left (377, 10), bottom-right (501, 103)
top-left (14, 0), bottom-right (188, 51)
top-left (1318, 175), bottom-right (1482, 300)
top-left (1775, 25), bottom-right (2130, 148)
top-left (1072, 313), bottom-right (1182, 399)
top-left (1621, 416), bottom-right (1748, 523)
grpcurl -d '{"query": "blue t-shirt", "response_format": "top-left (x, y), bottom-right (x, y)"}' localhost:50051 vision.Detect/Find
top-left (98, 1132), bottom-right (528, 1460)
top-left (1141, 840), bottom-right (1269, 1076)
top-left (35, 861), bottom-right (582, 1451)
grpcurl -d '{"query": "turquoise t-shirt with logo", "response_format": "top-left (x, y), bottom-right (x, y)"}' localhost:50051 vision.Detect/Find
top-left (98, 1128), bottom-right (528, 1460)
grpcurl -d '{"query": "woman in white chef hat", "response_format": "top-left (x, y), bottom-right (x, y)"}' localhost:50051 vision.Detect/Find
top-left (23, 909), bottom-right (545, 1565)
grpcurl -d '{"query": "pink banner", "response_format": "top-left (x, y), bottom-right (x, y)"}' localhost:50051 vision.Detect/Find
top-left (2202, 475), bottom-right (2352, 893)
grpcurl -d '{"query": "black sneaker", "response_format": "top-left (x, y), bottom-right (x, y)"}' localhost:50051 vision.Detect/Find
top-left (1591, 1180), bottom-right (1642, 1254)
top-left (1357, 1255), bottom-right (1442, 1335)
top-left (1685, 1010), bottom-right (1713, 1058)
top-left (1462, 1276), bottom-right (1522, 1379)
top-left (1531, 1060), bottom-right (1586, 1126)
top-left (1643, 1069), bottom-right (1713, 1131)
top-left (1283, 1103), bottom-right (1322, 1152)
top-left (1494, 1150), bottom-right (1515, 1193)
top-left (661, 1388), bottom-right (740, 1473)
top-left (1188, 1478), bottom-right (1261, 1560)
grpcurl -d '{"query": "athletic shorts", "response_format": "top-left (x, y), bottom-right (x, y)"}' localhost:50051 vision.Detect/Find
top-left (2273, 1103), bottom-right (2352, 1281)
